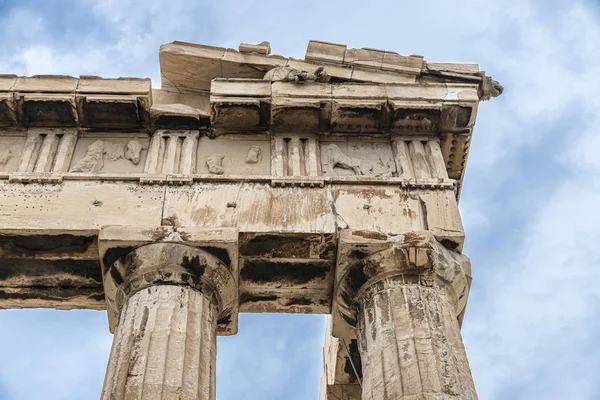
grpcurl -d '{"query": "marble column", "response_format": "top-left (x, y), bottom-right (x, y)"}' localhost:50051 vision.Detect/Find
top-left (356, 276), bottom-right (476, 400)
top-left (333, 231), bottom-right (476, 400)
top-left (101, 285), bottom-right (217, 400)
top-left (99, 241), bottom-right (237, 400)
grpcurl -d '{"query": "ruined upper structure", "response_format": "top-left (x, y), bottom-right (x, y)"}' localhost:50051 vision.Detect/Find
top-left (0, 40), bottom-right (501, 191)
top-left (0, 40), bottom-right (502, 400)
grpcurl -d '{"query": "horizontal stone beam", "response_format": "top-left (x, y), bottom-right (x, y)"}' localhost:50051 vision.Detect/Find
top-left (210, 80), bottom-right (479, 134)
top-left (0, 76), bottom-right (152, 130)
top-left (0, 129), bottom-right (467, 194)
top-left (159, 40), bottom-right (489, 94)
top-left (0, 180), bottom-right (465, 317)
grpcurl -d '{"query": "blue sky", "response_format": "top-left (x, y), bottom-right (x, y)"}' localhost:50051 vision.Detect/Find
top-left (1, 0), bottom-right (600, 399)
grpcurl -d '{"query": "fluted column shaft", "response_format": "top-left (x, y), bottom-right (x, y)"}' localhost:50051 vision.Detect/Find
top-left (102, 285), bottom-right (217, 400)
top-left (356, 276), bottom-right (477, 400)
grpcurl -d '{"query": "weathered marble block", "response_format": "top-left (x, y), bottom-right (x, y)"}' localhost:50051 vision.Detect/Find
top-left (69, 134), bottom-right (149, 174)
top-left (196, 135), bottom-right (271, 176)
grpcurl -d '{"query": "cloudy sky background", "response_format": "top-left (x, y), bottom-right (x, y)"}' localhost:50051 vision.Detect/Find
top-left (1, 0), bottom-right (599, 399)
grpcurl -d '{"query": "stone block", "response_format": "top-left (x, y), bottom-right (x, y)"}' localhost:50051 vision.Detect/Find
top-left (195, 134), bottom-right (271, 176)
top-left (0, 93), bottom-right (17, 127)
top-left (306, 40), bottom-right (347, 64)
top-left (210, 79), bottom-right (271, 131)
top-left (14, 76), bottom-right (78, 93)
top-left (321, 139), bottom-right (396, 178)
top-left (344, 48), bottom-right (384, 69)
top-left (69, 133), bottom-right (150, 174)
top-left (76, 77), bottom-right (150, 95)
top-left (221, 50), bottom-right (286, 79)
top-left (287, 58), bottom-right (353, 81)
top-left (381, 52), bottom-right (424, 74)
top-left (18, 94), bottom-right (77, 127)
top-left (76, 95), bottom-right (149, 129)
top-left (159, 41), bottom-right (226, 93)
top-left (151, 103), bottom-right (206, 130)
top-left (388, 101), bottom-right (442, 134)
top-left (350, 67), bottom-right (417, 84)
top-left (239, 41), bottom-right (271, 55)
top-left (0, 180), bottom-right (165, 230)
top-left (0, 75), bottom-right (17, 91)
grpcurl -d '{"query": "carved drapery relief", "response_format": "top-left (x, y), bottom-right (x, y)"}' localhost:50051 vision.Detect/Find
top-left (321, 142), bottom-right (396, 177)
top-left (206, 148), bottom-right (262, 174)
top-left (196, 136), bottom-right (270, 175)
top-left (245, 146), bottom-right (262, 164)
top-left (70, 137), bottom-right (148, 173)
top-left (0, 148), bottom-right (13, 169)
top-left (206, 154), bottom-right (229, 175)
top-left (71, 139), bottom-right (144, 173)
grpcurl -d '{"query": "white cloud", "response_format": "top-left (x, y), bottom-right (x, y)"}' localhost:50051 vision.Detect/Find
top-left (457, 2), bottom-right (600, 398)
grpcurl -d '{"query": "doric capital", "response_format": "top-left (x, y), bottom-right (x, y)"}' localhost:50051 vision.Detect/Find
top-left (332, 230), bottom-right (471, 338)
top-left (98, 226), bottom-right (239, 335)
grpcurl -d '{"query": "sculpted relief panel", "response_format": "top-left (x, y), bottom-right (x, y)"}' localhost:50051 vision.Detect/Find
top-left (2, 131), bottom-right (450, 183)
top-left (0, 135), bottom-right (25, 173)
top-left (69, 135), bottom-right (149, 173)
top-left (196, 135), bottom-right (270, 175)
top-left (320, 139), bottom-right (396, 177)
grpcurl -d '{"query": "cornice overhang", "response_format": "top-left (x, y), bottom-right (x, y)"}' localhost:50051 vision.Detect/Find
top-left (158, 40), bottom-right (502, 97)
top-left (0, 39), bottom-right (502, 197)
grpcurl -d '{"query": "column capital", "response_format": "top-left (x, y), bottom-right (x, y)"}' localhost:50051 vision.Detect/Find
top-left (98, 226), bottom-right (239, 335)
top-left (332, 230), bottom-right (471, 338)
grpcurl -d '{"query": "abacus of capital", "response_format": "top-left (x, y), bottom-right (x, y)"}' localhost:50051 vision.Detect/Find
top-left (0, 40), bottom-right (502, 399)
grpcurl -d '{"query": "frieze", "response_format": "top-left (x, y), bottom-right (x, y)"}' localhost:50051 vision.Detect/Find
top-left (0, 129), bottom-right (461, 194)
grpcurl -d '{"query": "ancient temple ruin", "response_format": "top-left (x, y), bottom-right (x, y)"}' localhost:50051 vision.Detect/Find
top-left (0, 40), bottom-right (502, 399)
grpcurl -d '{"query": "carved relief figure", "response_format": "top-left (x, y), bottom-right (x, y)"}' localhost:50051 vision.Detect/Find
top-left (0, 148), bottom-right (13, 169)
top-left (244, 146), bottom-right (262, 164)
top-left (71, 139), bottom-right (144, 173)
top-left (206, 154), bottom-right (227, 175)
top-left (263, 66), bottom-right (331, 84)
top-left (124, 139), bottom-right (144, 164)
top-left (322, 144), bottom-right (393, 177)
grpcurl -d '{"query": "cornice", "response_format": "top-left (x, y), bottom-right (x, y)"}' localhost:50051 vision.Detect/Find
top-left (0, 40), bottom-right (503, 198)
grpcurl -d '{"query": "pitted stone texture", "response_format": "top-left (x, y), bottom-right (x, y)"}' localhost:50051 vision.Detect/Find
top-left (99, 231), bottom-right (239, 335)
top-left (323, 384), bottom-right (362, 400)
top-left (332, 230), bottom-right (471, 339)
top-left (320, 316), bottom-right (361, 400)
top-left (101, 285), bottom-right (217, 400)
top-left (357, 276), bottom-right (476, 400)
